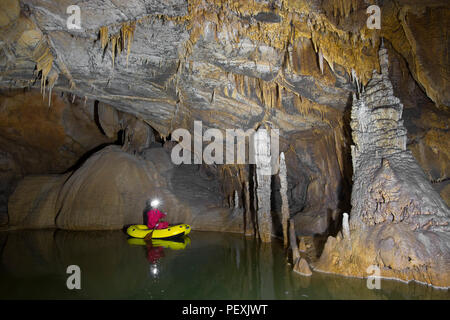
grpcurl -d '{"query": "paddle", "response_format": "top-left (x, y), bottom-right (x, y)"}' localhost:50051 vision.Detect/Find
top-left (144, 223), bottom-right (160, 241)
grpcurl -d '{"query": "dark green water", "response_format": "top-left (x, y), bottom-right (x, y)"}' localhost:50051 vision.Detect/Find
top-left (0, 230), bottom-right (448, 299)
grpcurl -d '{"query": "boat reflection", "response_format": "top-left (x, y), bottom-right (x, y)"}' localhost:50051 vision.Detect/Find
top-left (127, 236), bottom-right (191, 250)
top-left (127, 236), bottom-right (191, 279)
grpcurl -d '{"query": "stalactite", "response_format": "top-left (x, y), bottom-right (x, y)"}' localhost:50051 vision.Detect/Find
top-left (279, 152), bottom-right (290, 247)
top-left (254, 128), bottom-right (272, 243)
top-left (98, 21), bottom-right (135, 67)
top-left (111, 35), bottom-right (117, 67)
top-left (351, 68), bottom-right (360, 95)
top-left (100, 26), bottom-right (108, 51)
top-left (32, 40), bottom-right (54, 99)
top-left (122, 21), bottom-right (136, 67)
top-left (46, 70), bottom-right (58, 107)
top-left (318, 49), bottom-right (324, 74)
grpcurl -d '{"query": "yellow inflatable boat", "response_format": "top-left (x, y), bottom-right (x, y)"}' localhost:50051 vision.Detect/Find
top-left (126, 224), bottom-right (191, 239)
top-left (127, 236), bottom-right (191, 250)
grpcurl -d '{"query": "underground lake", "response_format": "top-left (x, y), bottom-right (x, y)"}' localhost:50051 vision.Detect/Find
top-left (0, 230), bottom-right (448, 300)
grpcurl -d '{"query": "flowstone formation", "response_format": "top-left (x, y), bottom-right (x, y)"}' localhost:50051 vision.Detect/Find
top-left (315, 45), bottom-right (450, 288)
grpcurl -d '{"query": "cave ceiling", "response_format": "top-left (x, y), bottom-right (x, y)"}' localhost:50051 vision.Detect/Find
top-left (0, 0), bottom-right (448, 139)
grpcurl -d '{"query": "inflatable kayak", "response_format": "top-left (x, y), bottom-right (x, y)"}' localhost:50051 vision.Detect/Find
top-left (126, 224), bottom-right (191, 239)
top-left (127, 236), bottom-right (191, 250)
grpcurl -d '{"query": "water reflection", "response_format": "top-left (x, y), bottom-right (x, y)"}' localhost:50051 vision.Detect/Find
top-left (127, 237), bottom-right (191, 280)
top-left (0, 230), bottom-right (448, 299)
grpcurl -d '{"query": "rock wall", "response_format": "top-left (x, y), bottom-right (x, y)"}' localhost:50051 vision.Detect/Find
top-left (0, 88), bottom-right (163, 220)
top-left (0, 89), bottom-right (116, 216)
top-left (315, 46), bottom-right (450, 288)
top-left (8, 145), bottom-right (243, 232)
top-left (386, 41), bottom-right (450, 207)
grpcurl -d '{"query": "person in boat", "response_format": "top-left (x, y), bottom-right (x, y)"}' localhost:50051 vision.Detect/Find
top-left (145, 199), bottom-right (169, 230)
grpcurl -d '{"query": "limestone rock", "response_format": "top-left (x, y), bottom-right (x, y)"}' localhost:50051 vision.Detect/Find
top-left (316, 45), bottom-right (450, 288)
top-left (298, 237), bottom-right (307, 252)
top-left (8, 145), bottom-right (243, 231)
top-left (386, 40), bottom-right (450, 207)
top-left (292, 210), bottom-right (330, 236)
top-left (293, 258), bottom-right (312, 276)
top-left (55, 146), bottom-right (155, 230)
top-left (0, 150), bottom-right (20, 215)
top-left (0, 89), bottom-right (116, 215)
top-left (8, 174), bottom-right (67, 228)
top-left (255, 129), bottom-right (273, 242)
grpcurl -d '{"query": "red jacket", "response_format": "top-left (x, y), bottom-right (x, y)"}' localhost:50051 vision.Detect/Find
top-left (146, 209), bottom-right (169, 229)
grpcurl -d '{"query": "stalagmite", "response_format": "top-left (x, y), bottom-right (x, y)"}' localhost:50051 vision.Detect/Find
top-left (234, 190), bottom-right (239, 209)
top-left (279, 152), bottom-right (290, 247)
top-left (293, 258), bottom-right (312, 276)
top-left (254, 128), bottom-right (272, 242)
top-left (289, 218), bottom-right (299, 264)
top-left (244, 181), bottom-right (254, 236)
top-left (342, 212), bottom-right (350, 239)
top-left (316, 43), bottom-right (450, 288)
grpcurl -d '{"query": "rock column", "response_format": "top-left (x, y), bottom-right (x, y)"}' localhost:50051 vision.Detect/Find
top-left (316, 44), bottom-right (450, 288)
top-left (254, 128), bottom-right (272, 242)
top-left (279, 152), bottom-right (290, 247)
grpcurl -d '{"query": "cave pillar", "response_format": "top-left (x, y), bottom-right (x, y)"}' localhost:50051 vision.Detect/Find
top-left (315, 43), bottom-right (450, 288)
top-left (279, 152), bottom-right (290, 247)
top-left (254, 128), bottom-right (272, 243)
top-left (244, 181), bottom-right (254, 236)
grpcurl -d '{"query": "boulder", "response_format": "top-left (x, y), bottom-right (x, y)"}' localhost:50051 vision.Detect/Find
top-left (55, 146), bottom-right (155, 230)
top-left (294, 258), bottom-right (312, 276)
